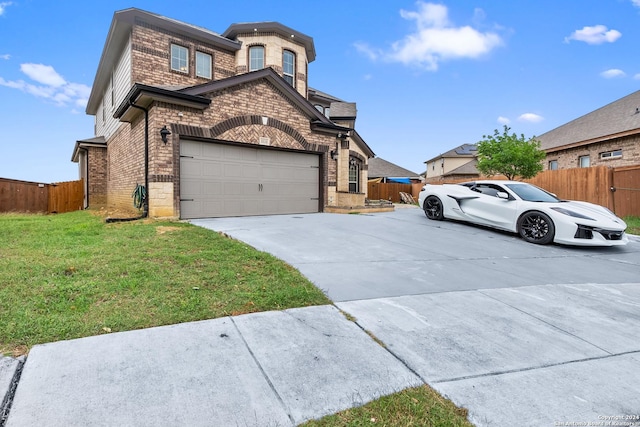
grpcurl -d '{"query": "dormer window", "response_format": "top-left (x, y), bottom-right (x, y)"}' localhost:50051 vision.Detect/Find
top-left (249, 45), bottom-right (264, 71)
top-left (283, 50), bottom-right (295, 86)
top-left (171, 44), bottom-right (189, 73)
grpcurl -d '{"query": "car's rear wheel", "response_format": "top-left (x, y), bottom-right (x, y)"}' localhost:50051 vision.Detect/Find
top-left (423, 195), bottom-right (444, 220)
top-left (518, 211), bottom-right (555, 244)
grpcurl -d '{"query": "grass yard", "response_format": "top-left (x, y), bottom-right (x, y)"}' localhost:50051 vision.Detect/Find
top-left (0, 211), bottom-right (329, 356)
top-left (0, 210), bottom-right (474, 426)
top-left (301, 384), bottom-right (474, 427)
top-left (625, 216), bottom-right (640, 235)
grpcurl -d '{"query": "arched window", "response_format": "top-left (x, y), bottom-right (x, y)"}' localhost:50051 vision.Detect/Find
top-left (249, 45), bottom-right (264, 72)
top-left (349, 157), bottom-right (361, 193)
top-left (283, 50), bottom-right (295, 86)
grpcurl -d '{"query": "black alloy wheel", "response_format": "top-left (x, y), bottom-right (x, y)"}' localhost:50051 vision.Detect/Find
top-left (423, 195), bottom-right (444, 220)
top-left (518, 211), bottom-right (555, 244)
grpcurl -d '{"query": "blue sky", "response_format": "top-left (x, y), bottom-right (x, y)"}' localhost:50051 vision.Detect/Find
top-left (1, 1), bottom-right (639, 182)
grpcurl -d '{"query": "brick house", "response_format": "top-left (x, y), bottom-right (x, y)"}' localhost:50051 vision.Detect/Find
top-left (71, 8), bottom-right (374, 219)
top-left (537, 90), bottom-right (640, 171)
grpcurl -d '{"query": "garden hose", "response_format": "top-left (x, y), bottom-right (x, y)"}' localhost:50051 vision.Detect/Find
top-left (132, 184), bottom-right (147, 209)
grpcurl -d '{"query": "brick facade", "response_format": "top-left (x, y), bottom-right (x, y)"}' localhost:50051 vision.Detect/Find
top-left (131, 24), bottom-right (236, 87)
top-left (544, 135), bottom-right (640, 170)
top-left (78, 9), bottom-right (372, 218)
top-left (86, 147), bottom-right (107, 206)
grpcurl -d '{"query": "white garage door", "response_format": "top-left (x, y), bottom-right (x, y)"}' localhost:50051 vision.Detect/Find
top-left (180, 140), bottom-right (320, 219)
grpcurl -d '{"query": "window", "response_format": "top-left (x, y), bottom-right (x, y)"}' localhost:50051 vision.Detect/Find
top-left (349, 158), bottom-right (361, 193)
top-left (548, 160), bottom-right (558, 170)
top-left (283, 50), bottom-right (295, 86)
top-left (600, 149), bottom-right (622, 160)
top-left (171, 44), bottom-right (188, 73)
top-left (249, 46), bottom-right (264, 72)
top-left (578, 155), bottom-right (590, 168)
top-left (196, 51), bottom-right (212, 79)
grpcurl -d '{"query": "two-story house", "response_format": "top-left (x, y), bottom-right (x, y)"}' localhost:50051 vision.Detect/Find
top-left (71, 8), bottom-right (374, 219)
top-left (423, 144), bottom-right (480, 183)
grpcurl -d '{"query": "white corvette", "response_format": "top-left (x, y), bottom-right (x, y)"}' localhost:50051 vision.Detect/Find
top-left (418, 180), bottom-right (628, 246)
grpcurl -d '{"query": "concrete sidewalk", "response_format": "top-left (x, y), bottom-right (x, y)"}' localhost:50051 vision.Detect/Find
top-left (3, 283), bottom-right (640, 426)
top-left (2, 305), bottom-right (422, 427)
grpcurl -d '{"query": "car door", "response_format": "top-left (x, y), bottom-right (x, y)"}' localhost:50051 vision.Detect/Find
top-left (458, 183), bottom-right (518, 230)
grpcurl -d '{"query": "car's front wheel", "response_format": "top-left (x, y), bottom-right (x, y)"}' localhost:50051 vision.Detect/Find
top-left (423, 195), bottom-right (444, 220)
top-left (517, 211), bottom-right (555, 244)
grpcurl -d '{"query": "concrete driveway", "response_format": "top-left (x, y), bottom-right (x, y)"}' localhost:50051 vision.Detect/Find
top-left (192, 208), bottom-right (640, 426)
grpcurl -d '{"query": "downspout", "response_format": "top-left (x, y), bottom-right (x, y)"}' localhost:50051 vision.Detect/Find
top-left (128, 101), bottom-right (149, 218)
top-left (81, 147), bottom-right (89, 209)
top-left (105, 101), bottom-right (149, 223)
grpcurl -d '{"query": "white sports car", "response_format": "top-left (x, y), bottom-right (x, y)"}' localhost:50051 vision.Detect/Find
top-left (418, 180), bottom-right (628, 246)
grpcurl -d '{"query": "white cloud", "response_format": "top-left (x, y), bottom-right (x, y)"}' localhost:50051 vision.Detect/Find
top-left (518, 113), bottom-right (544, 123)
top-left (0, 54), bottom-right (10, 60)
top-left (497, 116), bottom-right (510, 125)
top-left (358, 2), bottom-right (503, 71)
top-left (565, 25), bottom-right (621, 44)
top-left (21, 63), bottom-right (66, 87)
top-left (634, 73), bottom-right (640, 80)
top-left (600, 68), bottom-right (626, 78)
top-left (632, 0), bottom-right (640, 7)
top-left (0, 2), bottom-right (12, 16)
top-left (0, 63), bottom-right (91, 108)
top-left (353, 42), bottom-right (381, 61)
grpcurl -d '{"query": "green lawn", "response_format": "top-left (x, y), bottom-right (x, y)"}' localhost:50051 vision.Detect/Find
top-left (0, 211), bottom-right (329, 356)
top-left (301, 384), bottom-right (474, 427)
top-left (625, 216), bottom-right (640, 235)
top-left (0, 210), bottom-right (474, 426)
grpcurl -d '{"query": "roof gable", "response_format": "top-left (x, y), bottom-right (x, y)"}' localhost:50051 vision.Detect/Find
top-left (180, 68), bottom-right (332, 124)
top-left (87, 8), bottom-right (241, 114)
top-left (537, 90), bottom-right (640, 151)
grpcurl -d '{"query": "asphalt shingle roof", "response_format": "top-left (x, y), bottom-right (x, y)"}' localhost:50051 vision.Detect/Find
top-left (368, 158), bottom-right (419, 178)
top-left (536, 90), bottom-right (640, 151)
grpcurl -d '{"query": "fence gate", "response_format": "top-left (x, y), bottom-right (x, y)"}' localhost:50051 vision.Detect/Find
top-left (612, 165), bottom-right (640, 218)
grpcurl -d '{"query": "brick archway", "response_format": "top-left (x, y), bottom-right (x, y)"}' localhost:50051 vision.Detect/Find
top-left (209, 115), bottom-right (324, 153)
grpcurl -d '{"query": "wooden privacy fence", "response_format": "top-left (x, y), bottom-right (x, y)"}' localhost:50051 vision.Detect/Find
top-left (418, 165), bottom-right (640, 217)
top-left (0, 178), bottom-right (84, 214)
top-left (368, 182), bottom-right (410, 203)
top-left (367, 182), bottom-right (425, 203)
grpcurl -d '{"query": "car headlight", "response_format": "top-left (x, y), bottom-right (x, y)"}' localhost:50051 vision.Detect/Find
top-left (550, 207), bottom-right (595, 220)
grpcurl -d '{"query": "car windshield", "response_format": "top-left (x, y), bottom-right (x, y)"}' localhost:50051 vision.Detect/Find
top-left (504, 183), bottom-right (560, 202)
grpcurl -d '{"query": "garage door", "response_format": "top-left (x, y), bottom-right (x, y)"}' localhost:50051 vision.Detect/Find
top-left (180, 140), bottom-right (320, 219)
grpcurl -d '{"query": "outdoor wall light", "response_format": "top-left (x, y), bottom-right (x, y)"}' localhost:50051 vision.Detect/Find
top-left (160, 125), bottom-right (171, 144)
top-left (330, 150), bottom-right (338, 160)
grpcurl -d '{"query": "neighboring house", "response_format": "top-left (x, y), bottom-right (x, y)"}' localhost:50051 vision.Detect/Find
top-left (423, 144), bottom-right (479, 183)
top-left (536, 90), bottom-right (640, 171)
top-left (72, 8), bottom-right (374, 219)
top-left (368, 157), bottom-right (421, 184)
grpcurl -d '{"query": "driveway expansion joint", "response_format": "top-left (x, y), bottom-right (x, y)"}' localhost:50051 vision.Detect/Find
top-left (477, 289), bottom-right (614, 355)
top-left (432, 350), bottom-right (640, 385)
top-left (343, 310), bottom-right (429, 386)
top-left (230, 317), bottom-right (295, 427)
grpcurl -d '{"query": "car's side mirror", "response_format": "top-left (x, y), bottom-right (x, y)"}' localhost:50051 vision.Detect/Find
top-left (496, 191), bottom-right (510, 200)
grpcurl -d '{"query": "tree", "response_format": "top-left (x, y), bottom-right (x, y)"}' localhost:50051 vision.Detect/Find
top-left (476, 125), bottom-right (545, 180)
